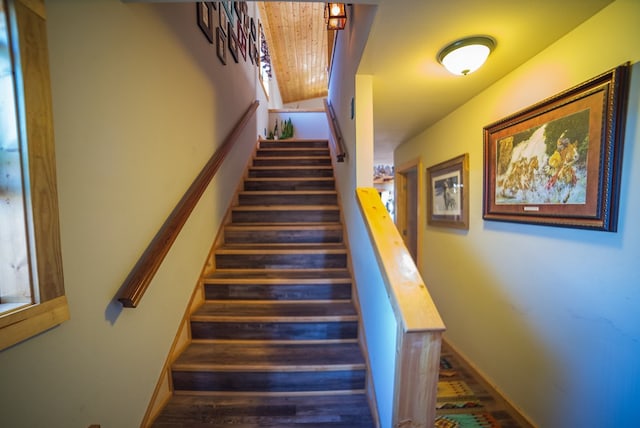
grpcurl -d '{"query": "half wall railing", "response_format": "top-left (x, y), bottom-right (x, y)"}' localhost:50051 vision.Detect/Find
top-left (356, 187), bottom-right (446, 427)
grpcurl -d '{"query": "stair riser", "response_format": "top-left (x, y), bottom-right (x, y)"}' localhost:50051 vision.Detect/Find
top-left (172, 370), bottom-right (366, 393)
top-left (232, 210), bottom-right (340, 223)
top-left (253, 158), bottom-right (332, 167)
top-left (205, 283), bottom-right (352, 300)
top-left (215, 253), bottom-right (347, 269)
top-left (239, 193), bottom-right (337, 206)
top-left (190, 321), bottom-right (358, 340)
top-left (248, 168), bottom-right (334, 178)
top-left (260, 141), bottom-right (328, 149)
top-left (225, 229), bottom-right (342, 244)
top-left (244, 180), bottom-right (335, 191)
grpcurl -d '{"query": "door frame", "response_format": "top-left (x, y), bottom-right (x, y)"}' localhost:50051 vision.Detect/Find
top-left (395, 158), bottom-right (424, 265)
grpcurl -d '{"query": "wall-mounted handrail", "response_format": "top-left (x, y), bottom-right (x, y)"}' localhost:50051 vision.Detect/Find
top-left (356, 187), bottom-right (446, 427)
top-left (323, 98), bottom-right (347, 162)
top-left (118, 100), bottom-right (259, 308)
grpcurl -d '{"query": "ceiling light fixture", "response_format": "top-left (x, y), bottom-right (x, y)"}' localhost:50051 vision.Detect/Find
top-left (326, 3), bottom-right (347, 31)
top-left (437, 36), bottom-right (496, 76)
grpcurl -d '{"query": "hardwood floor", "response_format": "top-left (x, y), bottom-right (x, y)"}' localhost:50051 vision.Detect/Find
top-left (151, 139), bottom-right (374, 427)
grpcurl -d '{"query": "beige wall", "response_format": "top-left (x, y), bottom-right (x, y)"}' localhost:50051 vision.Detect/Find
top-left (0, 1), bottom-right (274, 426)
top-left (395, 0), bottom-right (640, 426)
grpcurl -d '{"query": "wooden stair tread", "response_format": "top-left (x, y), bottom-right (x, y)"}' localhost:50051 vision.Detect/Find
top-left (205, 269), bottom-right (351, 282)
top-left (239, 190), bottom-right (337, 195)
top-left (225, 223), bottom-right (342, 230)
top-left (152, 393), bottom-right (374, 427)
top-left (192, 301), bottom-right (357, 320)
top-left (244, 177), bottom-right (334, 182)
top-left (173, 342), bottom-right (365, 370)
top-left (217, 244), bottom-right (346, 252)
top-left (233, 205), bottom-right (338, 211)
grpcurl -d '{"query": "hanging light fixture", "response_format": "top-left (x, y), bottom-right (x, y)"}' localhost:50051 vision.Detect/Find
top-left (326, 3), bottom-right (347, 31)
top-left (437, 36), bottom-right (496, 76)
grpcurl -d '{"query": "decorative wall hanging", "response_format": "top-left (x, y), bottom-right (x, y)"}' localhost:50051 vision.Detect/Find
top-left (196, 2), bottom-right (214, 43)
top-left (237, 20), bottom-right (247, 61)
top-left (483, 63), bottom-right (629, 231)
top-left (216, 27), bottom-right (227, 65)
top-left (220, 1), bottom-right (234, 25)
top-left (427, 154), bottom-right (469, 229)
top-left (218, 5), bottom-right (228, 35)
top-left (227, 22), bottom-right (239, 63)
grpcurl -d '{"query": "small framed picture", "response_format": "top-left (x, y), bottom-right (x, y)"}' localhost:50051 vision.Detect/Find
top-left (196, 2), bottom-right (214, 43)
top-left (250, 17), bottom-right (256, 40)
top-left (237, 20), bottom-right (247, 61)
top-left (427, 153), bottom-right (469, 229)
top-left (227, 22), bottom-right (239, 63)
top-left (218, 6), bottom-right (228, 35)
top-left (216, 27), bottom-right (227, 65)
top-left (220, 1), bottom-right (233, 25)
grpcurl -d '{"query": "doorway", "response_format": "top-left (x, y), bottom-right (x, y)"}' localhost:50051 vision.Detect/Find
top-left (396, 160), bottom-right (422, 263)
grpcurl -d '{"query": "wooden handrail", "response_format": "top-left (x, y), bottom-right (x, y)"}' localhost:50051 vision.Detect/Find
top-left (356, 187), bottom-right (445, 427)
top-left (323, 98), bottom-right (347, 162)
top-left (118, 100), bottom-right (259, 308)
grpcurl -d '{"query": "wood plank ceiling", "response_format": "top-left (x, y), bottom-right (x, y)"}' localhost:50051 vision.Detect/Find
top-left (258, 2), bottom-right (332, 105)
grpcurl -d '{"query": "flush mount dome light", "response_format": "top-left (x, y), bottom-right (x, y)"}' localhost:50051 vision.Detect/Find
top-left (437, 36), bottom-right (496, 76)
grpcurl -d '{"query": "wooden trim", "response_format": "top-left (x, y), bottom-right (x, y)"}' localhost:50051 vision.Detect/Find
top-left (118, 100), bottom-right (259, 308)
top-left (356, 188), bottom-right (445, 333)
top-left (395, 158), bottom-right (423, 265)
top-left (323, 98), bottom-right (347, 162)
top-left (0, 296), bottom-right (70, 351)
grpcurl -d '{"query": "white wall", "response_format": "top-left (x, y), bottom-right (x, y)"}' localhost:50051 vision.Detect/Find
top-left (329, 5), bottom-right (401, 428)
top-left (0, 1), bottom-right (274, 426)
top-left (395, 1), bottom-right (640, 426)
top-left (267, 110), bottom-right (329, 140)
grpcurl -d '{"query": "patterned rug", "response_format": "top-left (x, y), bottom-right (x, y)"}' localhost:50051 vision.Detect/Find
top-left (436, 343), bottom-right (529, 428)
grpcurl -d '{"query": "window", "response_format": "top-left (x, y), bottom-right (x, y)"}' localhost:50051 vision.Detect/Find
top-left (0, 0), bottom-right (68, 351)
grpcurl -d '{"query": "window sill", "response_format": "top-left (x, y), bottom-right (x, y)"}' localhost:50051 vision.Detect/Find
top-left (0, 296), bottom-right (70, 351)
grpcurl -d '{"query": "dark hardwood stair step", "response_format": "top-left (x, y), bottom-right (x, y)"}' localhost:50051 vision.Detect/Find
top-left (257, 148), bottom-right (330, 157)
top-left (232, 205), bottom-right (340, 223)
top-left (151, 393), bottom-right (375, 427)
top-left (224, 223), bottom-right (343, 244)
top-left (244, 177), bottom-right (335, 191)
top-left (190, 301), bottom-right (359, 341)
top-left (192, 301), bottom-right (357, 321)
top-left (238, 190), bottom-right (337, 206)
top-left (249, 165), bottom-right (334, 178)
top-left (215, 244), bottom-right (348, 269)
top-left (172, 342), bottom-right (365, 371)
top-left (170, 342), bottom-right (366, 394)
top-left (205, 268), bottom-right (352, 281)
top-left (204, 268), bottom-right (352, 300)
top-left (253, 156), bottom-right (332, 167)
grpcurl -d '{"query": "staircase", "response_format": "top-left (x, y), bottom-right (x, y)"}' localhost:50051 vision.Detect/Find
top-left (152, 139), bottom-right (375, 427)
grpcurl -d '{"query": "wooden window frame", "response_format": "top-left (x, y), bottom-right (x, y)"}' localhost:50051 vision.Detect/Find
top-left (0, 0), bottom-right (68, 351)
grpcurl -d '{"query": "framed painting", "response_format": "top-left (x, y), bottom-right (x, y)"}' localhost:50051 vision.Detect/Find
top-left (220, 1), bottom-right (234, 25)
top-left (218, 5), bottom-right (228, 35)
top-left (216, 27), bottom-right (227, 65)
top-left (427, 153), bottom-right (469, 229)
top-left (227, 22), bottom-right (239, 63)
top-left (196, 2), bottom-right (214, 43)
top-left (483, 63), bottom-right (629, 231)
top-left (237, 20), bottom-right (247, 61)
